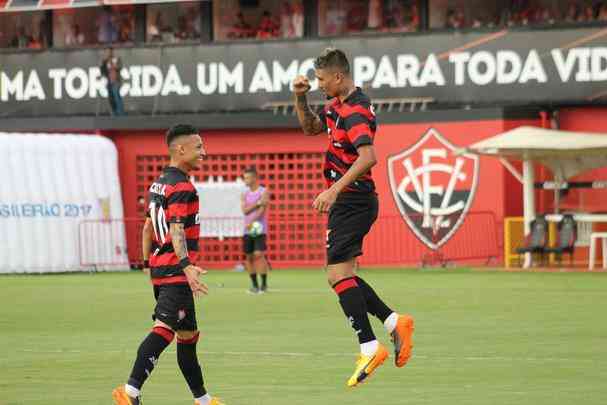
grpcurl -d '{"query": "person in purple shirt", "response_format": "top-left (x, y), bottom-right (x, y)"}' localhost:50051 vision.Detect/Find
top-left (241, 167), bottom-right (271, 293)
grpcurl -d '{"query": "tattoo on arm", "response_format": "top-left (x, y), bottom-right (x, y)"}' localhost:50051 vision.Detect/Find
top-left (296, 94), bottom-right (324, 135)
top-left (170, 222), bottom-right (188, 260)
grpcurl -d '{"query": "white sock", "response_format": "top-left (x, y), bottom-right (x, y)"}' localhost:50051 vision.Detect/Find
top-left (195, 393), bottom-right (212, 405)
top-left (384, 312), bottom-right (399, 333)
top-left (124, 384), bottom-right (140, 398)
top-left (360, 340), bottom-right (379, 357)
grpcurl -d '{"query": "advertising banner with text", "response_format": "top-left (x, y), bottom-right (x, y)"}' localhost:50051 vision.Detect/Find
top-left (1, 26), bottom-right (606, 117)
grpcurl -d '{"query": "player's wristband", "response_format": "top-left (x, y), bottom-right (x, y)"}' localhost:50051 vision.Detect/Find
top-left (143, 259), bottom-right (149, 268)
top-left (179, 257), bottom-right (192, 270)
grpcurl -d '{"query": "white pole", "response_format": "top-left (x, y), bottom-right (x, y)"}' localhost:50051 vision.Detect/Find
top-left (523, 160), bottom-right (536, 268)
top-left (554, 172), bottom-right (562, 215)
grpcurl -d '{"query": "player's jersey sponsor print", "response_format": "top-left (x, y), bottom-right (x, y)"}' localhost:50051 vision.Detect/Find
top-left (387, 128), bottom-right (479, 250)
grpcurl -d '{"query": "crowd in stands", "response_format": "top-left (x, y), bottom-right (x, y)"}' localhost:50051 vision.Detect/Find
top-left (444, 1), bottom-right (607, 30)
top-left (320, 0), bottom-right (419, 35)
top-left (227, 2), bottom-right (304, 39)
top-left (147, 3), bottom-right (202, 43)
top-left (2, 0), bottom-right (607, 50)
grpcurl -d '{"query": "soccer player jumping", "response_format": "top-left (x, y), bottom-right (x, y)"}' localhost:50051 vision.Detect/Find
top-left (293, 49), bottom-right (415, 387)
top-left (112, 125), bottom-right (224, 405)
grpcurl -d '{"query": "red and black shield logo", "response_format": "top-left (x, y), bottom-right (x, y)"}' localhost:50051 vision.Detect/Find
top-left (387, 128), bottom-right (479, 250)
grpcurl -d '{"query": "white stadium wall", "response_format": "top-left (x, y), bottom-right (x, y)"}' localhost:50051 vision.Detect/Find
top-left (0, 133), bottom-right (126, 273)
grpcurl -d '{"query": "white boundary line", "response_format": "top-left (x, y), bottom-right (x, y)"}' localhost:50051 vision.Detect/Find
top-left (15, 348), bottom-right (597, 362)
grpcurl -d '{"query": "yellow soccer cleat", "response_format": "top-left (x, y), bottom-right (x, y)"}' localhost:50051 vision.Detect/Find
top-left (195, 398), bottom-right (226, 405)
top-left (112, 386), bottom-right (140, 405)
top-left (391, 314), bottom-right (415, 368)
top-left (346, 344), bottom-right (389, 387)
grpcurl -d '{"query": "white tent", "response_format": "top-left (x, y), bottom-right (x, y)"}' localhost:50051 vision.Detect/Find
top-left (0, 133), bottom-right (126, 273)
top-left (466, 126), bottom-right (607, 179)
top-left (461, 126), bottom-right (607, 267)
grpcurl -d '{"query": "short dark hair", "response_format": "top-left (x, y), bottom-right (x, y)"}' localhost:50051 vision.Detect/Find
top-left (314, 48), bottom-right (350, 75)
top-left (166, 124), bottom-right (198, 146)
top-left (244, 166), bottom-right (258, 176)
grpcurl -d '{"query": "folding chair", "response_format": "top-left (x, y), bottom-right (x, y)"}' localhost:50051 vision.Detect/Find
top-left (545, 214), bottom-right (577, 267)
top-left (516, 216), bottom-right (548, 267)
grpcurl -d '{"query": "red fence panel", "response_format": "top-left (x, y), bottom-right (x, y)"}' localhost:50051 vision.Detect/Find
top-left (80, 211), bottom-right (498, 269)
top-left (361, 211), bottom-right (499, 266)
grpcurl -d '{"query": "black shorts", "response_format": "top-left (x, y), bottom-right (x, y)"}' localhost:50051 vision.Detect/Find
top-left (243, 234), bottom-right (267, 254)
top-left (327, 192), bottom-right (378, 265)
top-left (152, 284), bottom-right (197, 331)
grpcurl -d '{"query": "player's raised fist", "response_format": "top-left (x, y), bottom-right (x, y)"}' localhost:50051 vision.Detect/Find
top-left (293, 75), bottom-right (311, 95)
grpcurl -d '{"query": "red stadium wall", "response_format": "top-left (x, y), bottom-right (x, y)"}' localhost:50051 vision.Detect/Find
top-left (105, 113), bottom-right (540, 268)
top-left (363, 117), bottom-right (538, 266)
top-left (533, 107), bottom-right (607, 215)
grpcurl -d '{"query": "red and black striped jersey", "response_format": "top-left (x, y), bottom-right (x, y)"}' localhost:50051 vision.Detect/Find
top-left (148, 166), bottom-right (200, 285)
top-left (319, 87), bottom-right (377, 193)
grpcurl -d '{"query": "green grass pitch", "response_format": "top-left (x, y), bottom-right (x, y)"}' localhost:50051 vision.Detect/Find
top-left (1, 268), bottom-right (606, 405)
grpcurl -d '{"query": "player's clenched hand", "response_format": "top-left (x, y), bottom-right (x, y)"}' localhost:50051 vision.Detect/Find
top-left (313, 189), bottom-right (338, 213)
top-left (292, 75), bottom-right (311, 95)
top-left (183, 265), bottom-right (209, 298)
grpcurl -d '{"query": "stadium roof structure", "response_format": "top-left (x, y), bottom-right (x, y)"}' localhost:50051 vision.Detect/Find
top-left (0, 0), bottom-right (193, 13)
top-left (462, 126), bottom-right (607, 180)
top-left (462, 126), bottom-right (607, 267)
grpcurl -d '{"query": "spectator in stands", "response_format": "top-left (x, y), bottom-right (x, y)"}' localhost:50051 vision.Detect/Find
top-left (518, 6), bottom-right (533, 26)
top-left (174, 16), bottom-right (189, 41)
top-left (280, 2), bottom-right (295, 38)
top-left (292, 1), bottom-right (304, 37)
top-left (174, 15), bottom-right (199, 41)
top-left (187, 8), bottom-right (202, 38)
top-left (10, 26), bottom-right (31, 49)
top-left (324, 1), bottom-right (347, 35)
top-left (229, 12), bottom-right (254, 39)
top-left (100, 47), bottom-right (125, 116)
top-left (577, 4), bottom-right (596, 22)
top-left (148, 13), bottom-right (165, 42)
top-left (97, 6), bottom-right (118, 44)
top-left (445, 8), bottom-right (465, 29)
top-left (368, 0), bottom-right (383, 30)
top-left (409, 4), bottom-right (420, 30)
top-left (535, 6), bottom-right (556, 25)
top-left (257, 10), bottom-right (278, 39)
top-left (599, 4), bottom-right (607, 21)
top-left (564, 2), bottom-right (578, 22)
top-left (65, 23), bottom-right (85, 47)
top-left (346, 2), bottom-right (367, 32)
top-left (385, 2), bottom-right (404, 31)
top-left (28, 33), bottom-right (43, 50)
top-left (118, 12), bottom-right (134, 43)
top-left (384, 2), bottom-right (417, 32)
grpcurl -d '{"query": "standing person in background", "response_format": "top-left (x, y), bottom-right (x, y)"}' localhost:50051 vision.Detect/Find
top-left (367, 0), bottom-right (383, 30)
top-left (97, 6), bottom-right (118, 44)
top-left (280, 2), bottom-right (295, 38)
top-left (292, 1), bottom-right (305, 37)
top-left (101, 47), bottom-right (125, 116)
top-left (241, 167), bottom-right (270, 294)
top-left (65, 23), bottom-right (85, 47)
top-left (257, 10), bottom-right (279, 39)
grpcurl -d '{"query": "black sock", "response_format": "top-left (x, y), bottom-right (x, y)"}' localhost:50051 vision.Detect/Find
top-left (355, 276), bottom-right (394, 323)
top-left (127, 327), bottom-right (174, 390)
top-left (177, 332), bottom-right (207, 398)
top-left (332, 277), bottom-right (376, 344)
top-left (250, 273), bottom-right (259, 288)
top-left (261, 274), bottom-right (267, 288)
